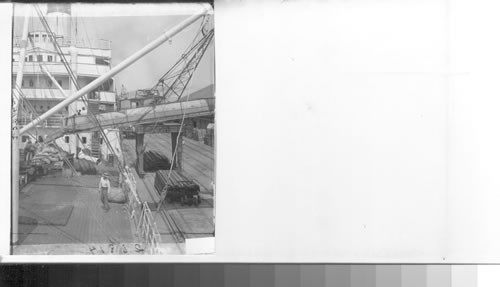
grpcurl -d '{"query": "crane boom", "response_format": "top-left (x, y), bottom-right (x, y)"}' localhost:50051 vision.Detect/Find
top-left (156, 28), bottom-right (214, 103)
top-left (20, 5), bottom-right (210, 136)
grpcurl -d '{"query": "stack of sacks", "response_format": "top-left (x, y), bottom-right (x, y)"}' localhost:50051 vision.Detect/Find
top-left (108, 186), bottom-right (127, 203)
top-left (30, 144), bottom-right (66, 168)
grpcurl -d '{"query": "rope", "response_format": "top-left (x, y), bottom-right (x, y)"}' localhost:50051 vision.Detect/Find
top-left (133, 22), bottom-right (213, 135)
top-left (131, 15), bottom-right (207, 114)
top-left (79, 17), bottom-right (106, 79)
top-left (26, 29), bottom-right (91, 160)
top-left (15, 84), bottom-right (78, 175)
top-left (34, 4), bottom-right (125, 175)
top-left (152, 29), bottom-right (216, 213)
top-left (128, 17), bottom-right (213, 214)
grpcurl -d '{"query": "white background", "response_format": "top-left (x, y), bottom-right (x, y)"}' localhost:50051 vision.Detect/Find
top-left (478, 266), bottom-right (500, 287)
top-left (447, 0), bottom-right (500, 261)
top-left (1, 0), bottom-right (500, 263)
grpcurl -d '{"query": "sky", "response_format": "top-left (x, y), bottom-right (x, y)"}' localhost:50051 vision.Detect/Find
top-left (13, 4), bottom-right (214, 94)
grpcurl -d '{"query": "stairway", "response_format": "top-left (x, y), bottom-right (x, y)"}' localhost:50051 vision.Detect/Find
top-left (90, 132), bottom-right (101, 159)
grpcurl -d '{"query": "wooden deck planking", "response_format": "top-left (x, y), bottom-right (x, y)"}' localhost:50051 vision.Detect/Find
top-left (18, 178), bottom-right (133, 245)
top-left (168, 208), bottom-right (214, 239)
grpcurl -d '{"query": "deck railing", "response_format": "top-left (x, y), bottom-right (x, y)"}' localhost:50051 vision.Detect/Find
top-left (18, 114), bottom-right (65, 128)
top-left (13, 36), bottom-right (112, 50)
top-left (137, 202), bottom-right (161, 255)
top-left (122, 165), bottom-right (161, 254)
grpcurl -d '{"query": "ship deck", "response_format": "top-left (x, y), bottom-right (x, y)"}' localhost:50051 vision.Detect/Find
top-left (16, 175), bottom-right (134, 247)
top-left (13, 134), bottom-right (214, 254)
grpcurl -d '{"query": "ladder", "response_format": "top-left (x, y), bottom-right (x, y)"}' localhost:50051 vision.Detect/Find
top-left (90, 131), bottom-right (101, 159)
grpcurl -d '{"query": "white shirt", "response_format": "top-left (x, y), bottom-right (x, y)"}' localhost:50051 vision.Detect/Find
top-left (99, 177), bottom-right (111, 190)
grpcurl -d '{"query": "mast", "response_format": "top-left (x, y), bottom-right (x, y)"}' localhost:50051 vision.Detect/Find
top-left (46, 3), bottom-right (71, 38)
top-left (11, 6), bottom-right (31, 245)
top-left (20, 5), bottom-right (210, 136)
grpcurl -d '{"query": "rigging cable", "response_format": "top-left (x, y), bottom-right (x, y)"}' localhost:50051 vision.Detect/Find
top-left (155, 18), bottom-right (214, 213)
top-left (34, 4), bottom-right (125, 174)
top-left (132, 15), bottom-right (210, 126)
top-left (15, 84), bottom-right (78, 175)
top-left (27, 31), bottom-right (92, 160)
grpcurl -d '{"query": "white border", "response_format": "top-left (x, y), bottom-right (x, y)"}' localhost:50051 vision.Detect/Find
top-left (4, 0), bottom-right (500, 263)
top-left (13, 3), bottom-right (213, 18)
top-left (0, 3), bottom-right (13, 259)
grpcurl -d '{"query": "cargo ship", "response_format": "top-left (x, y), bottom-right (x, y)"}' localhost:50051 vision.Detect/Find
top-left (11, 3), bottom-right (215, 255)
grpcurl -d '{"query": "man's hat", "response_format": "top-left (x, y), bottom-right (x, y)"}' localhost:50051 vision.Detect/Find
top-left (103, 172), bottom-right (110, 177)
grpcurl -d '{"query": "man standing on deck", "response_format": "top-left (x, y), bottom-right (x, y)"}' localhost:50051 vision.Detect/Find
top-left (99, 172), bottom-right (111, 212)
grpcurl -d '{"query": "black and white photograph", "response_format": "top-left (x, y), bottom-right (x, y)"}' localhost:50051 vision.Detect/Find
top-left (4, 0), bottom-right (500, 268)
top-left (10, 3), bottom-right (215, 255)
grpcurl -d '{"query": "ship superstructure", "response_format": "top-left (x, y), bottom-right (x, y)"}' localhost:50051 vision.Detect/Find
top-left (12, 4), bottom-right (117, 159)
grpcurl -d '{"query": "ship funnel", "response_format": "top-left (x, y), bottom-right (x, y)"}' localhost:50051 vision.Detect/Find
top-left (45, 3), bottom-right (72, 38)
top-left (47, 3), bottom-right (71, 15)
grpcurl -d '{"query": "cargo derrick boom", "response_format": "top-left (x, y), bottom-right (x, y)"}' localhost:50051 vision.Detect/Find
top-left (46, 27), bottom-right (214, 141)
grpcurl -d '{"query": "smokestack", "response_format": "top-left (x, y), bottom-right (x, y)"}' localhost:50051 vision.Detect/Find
top-left (45, 3), bottom-right (71, 38)
top-left (46, 3), bottom-right (71, 15)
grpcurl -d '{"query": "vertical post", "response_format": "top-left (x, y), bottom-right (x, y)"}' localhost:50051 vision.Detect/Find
top-left (70, 40), bottom-right (79, 152)
top-left (135, 132), bottom-right (145, 176)
top-left (171, 132), bottom-right (183, 170)
top-left (20, 5), bottom-right (210, 136)
top-left (12, 6), bottom-right (31, 245)
top-left (178, 134), bottom-right (183, 171)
